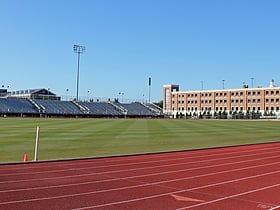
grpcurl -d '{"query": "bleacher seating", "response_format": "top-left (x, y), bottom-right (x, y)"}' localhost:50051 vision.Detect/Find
top-left (0, 98), bottom-right (163, 118)
top-left (79, 102), bottom-right (122, 116)
top-left (0, 98), bottom-right (37, 114)
top-left (116, 102), bottom-right (156, 116)
top-left (34, 100), bottom-right (82, 115)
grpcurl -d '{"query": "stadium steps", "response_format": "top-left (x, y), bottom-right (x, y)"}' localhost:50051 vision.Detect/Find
top-left (72, 100), bottom-right (89, 114)
top-left (109, 102), bottom-right (128, 115)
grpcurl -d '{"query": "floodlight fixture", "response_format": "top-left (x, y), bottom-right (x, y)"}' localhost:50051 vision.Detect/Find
top-left (73, 44), bottom-right (86, 101)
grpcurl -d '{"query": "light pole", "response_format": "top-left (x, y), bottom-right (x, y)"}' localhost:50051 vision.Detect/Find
top-left (73, 44), bottom-right (86, 101)
top-left (119, 92), bottom-right (124, 102)
top-left (222, 80), bottom-right (225, 89)
top-left (250, 77), bottom-right (254, 88)
top-left (66, 88), bottom-right (69, 101)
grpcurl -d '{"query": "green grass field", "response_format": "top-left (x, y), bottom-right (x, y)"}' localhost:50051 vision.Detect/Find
top-left (0, 118), bottom-right (279, 163)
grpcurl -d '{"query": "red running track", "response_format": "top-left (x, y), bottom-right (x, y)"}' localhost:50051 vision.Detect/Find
top-left (1, 142), bottom-right (280, 210)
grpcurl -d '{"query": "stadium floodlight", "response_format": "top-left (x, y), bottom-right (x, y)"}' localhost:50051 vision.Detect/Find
top-left (73, 44), bottom-right (86, 101)
top-left (251, 77), bottom-right (254, 88)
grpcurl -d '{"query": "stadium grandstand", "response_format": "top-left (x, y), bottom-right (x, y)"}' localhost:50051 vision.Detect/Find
top-left (0, 88), bottom-right (164, 118)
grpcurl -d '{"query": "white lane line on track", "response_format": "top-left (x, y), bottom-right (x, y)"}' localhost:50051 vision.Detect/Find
top-left (1, 147), bottom-right (279, 178)
top-left (1, 161), bottom-right (280, 206)
top-left (1, 150), bottom-right (280, 185)
top-left (270, 205), bottom-right (280, 210)
top-left (72, 170), bottom-right (280, 210)
top-left (1, 143), bottom-right (279, 172)
top-left (0, 158), bottom-right (280, 193)
top-left (179, 183), bottom-right (280, 209)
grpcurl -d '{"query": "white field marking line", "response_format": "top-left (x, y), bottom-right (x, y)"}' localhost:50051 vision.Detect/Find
top-left (0, 149), bottom-right (279, 184)
top-left (1, 146), bottom-right (279, 178)
top-left (1, 149), bottom-right (280, 185)
top-left (180, 183), bottom-right (280, 209)
top-left (1, 143), bottom-right (279, 172)
top-left (270, 205), bottom-right (280, 210)
top-left (1, 157), bottom-right (279, 195)
top-left (72, 170), bottom-right (280, 210)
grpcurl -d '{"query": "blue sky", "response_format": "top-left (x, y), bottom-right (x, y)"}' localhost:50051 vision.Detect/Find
top-left (1, 0), bottom-right (280, 102)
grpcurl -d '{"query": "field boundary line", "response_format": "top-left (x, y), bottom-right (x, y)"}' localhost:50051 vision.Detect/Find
top-left (1, 147), bottom-right (279, 177)
top-left (1, 141), bottom-right (279, 166)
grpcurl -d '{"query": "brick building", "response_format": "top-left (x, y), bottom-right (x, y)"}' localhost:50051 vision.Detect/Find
top-left (163, 80), bottom-right (280, 118)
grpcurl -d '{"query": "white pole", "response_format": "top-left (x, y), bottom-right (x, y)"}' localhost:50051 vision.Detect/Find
top-left (34, 126), bottom-right (40, 161)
